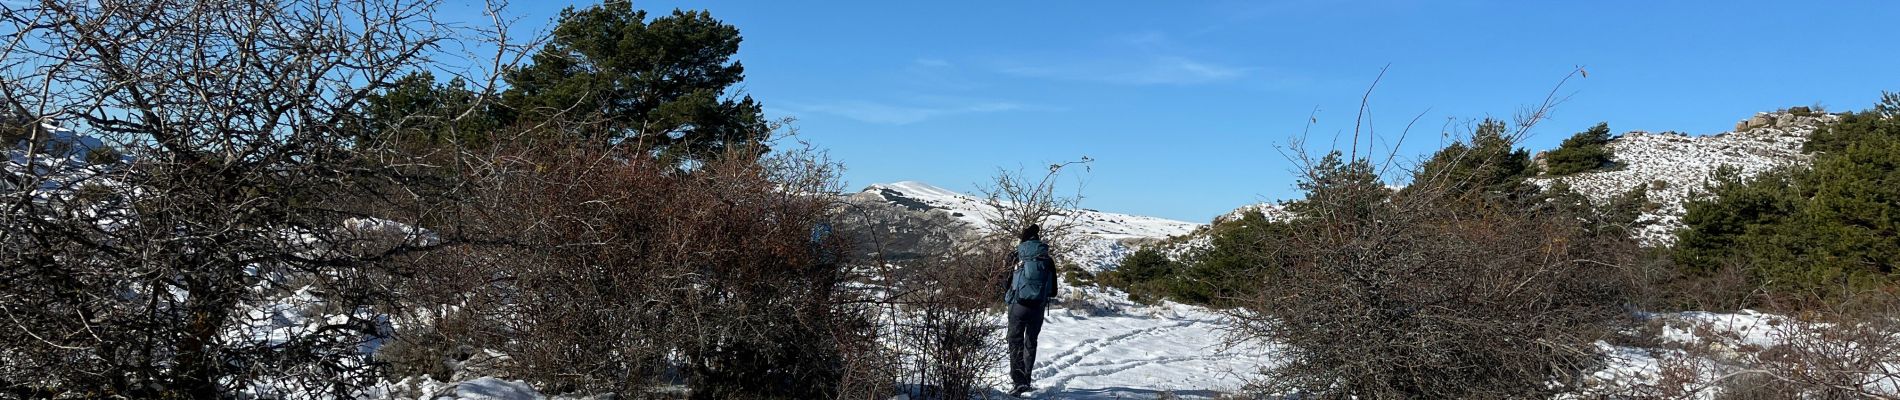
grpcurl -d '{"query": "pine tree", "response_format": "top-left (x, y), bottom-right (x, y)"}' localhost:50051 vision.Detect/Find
top-left (359, 72), bottom-right (497, 152)
top-left (1293, 151), bottom-right (1389, 217)
top-left (1409, 119), bottom-right (1535, 202)
top-left (1544, 122), bottom-right (1616, 176)
top-left (1806, 91), bottom-right (1900, 154)
top-left (1676, 93), bottom-right (1900, 299)
top-left (500, 2), bottom-right (767, 164)
top-left (1108, 248), bottom-right (1177, 303)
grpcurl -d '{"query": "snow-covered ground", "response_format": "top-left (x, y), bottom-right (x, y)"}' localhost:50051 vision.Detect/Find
top-left (1002, 299), bottom-right (1274, 398)
top-left (1574, 310), bottom-right (1900, 399)
top-left (373, 377), bottom-right (553, 400)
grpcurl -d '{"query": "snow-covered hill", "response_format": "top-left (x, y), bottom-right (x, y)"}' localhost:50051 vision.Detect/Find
top-left (1211, 202), bottom-right (1291, 225)
top-left (1530, 109), bottom-right (1839, 245)
top-left (847, 181), bottom-right (1202, 273)
top-left (856, 181), bottom-right (1202, 241)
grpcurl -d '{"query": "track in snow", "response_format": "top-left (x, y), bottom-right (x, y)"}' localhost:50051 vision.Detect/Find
top-left (1033, 320), bottom-right (1193, 381)
top-left (994, 307), bottom-right (1274, 399)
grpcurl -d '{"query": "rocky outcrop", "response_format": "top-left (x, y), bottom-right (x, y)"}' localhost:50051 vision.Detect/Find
top-left (1733, 107), bottom-right (1824, 132)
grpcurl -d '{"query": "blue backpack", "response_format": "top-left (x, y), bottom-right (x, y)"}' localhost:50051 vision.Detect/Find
top-left (1008, 240), bottom-right (1056, 303)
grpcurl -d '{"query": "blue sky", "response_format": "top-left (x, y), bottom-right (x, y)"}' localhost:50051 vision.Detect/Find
top-left (486, 1), bottom-right (1898, 222)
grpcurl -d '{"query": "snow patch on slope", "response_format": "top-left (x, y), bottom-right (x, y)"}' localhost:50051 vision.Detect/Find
top-left (1573, 310), bottom-right (1900, 399)
top-left (1531, 111), bottom-right (1838, 245)
top-left (1212, 202), bottom-right (1290, 225)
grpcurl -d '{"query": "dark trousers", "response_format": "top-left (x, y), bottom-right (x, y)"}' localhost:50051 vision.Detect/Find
top-left (1006, 300), bottom-right (1047, 387)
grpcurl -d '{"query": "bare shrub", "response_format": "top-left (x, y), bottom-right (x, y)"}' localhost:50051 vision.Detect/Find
top-left (977, 158), bottom-right (1091, 253)
top-left (1713, 372), bottom-right (1805, 400)
top-left (837, 190), bottom-right (1008, 399)
top-left (0, 0), bottom-right (479, 397)
top-left (0, 0), bottom-right (898, 398)
top-left (1232, 166), bottom-right (1638, 397)
top-left (1227, 69), bottom-right (1644, 398)
top-left (1736, 299), bottom-right (1900, 399)
top-left (893, 246), bottom-right (1011, 399)
top-left (399, 138), bottom-right (890, 399)
top-left (1575, 290), bottom-right (1900, 399)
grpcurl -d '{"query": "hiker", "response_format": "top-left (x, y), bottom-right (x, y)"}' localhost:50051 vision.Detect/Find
top-left (1004, 223), bottom-right (1058, 396)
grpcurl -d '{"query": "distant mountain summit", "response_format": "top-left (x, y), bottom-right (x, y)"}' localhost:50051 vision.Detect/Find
top-left (853, 181), bottom-right (1201, 241)
top-left (840, 181), bottom-right (1200, 273)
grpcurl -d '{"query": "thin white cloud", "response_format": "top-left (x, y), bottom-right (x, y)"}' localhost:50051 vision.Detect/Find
top-left (789, 99), bottom-right (1033, 125)
top-left (1116, 31), bottom-right (1173, 49)
top-left (1000, 55), bottom-right (1250, 85)
top-left (912, 58), bottom-right (952, 68)
top-left (902, 58), bottom-right (984, 91)
top-left (995, 30), bottom-right (1254, 86)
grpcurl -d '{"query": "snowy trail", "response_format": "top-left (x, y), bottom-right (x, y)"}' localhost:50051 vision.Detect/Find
top-left (995, 305), bottom-right (1275, 399)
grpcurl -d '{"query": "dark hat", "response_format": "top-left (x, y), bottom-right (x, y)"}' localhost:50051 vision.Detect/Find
top-left (1019, 223), bottom-right (1041, 242)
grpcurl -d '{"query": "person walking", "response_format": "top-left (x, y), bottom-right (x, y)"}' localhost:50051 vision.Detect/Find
top-left (1004, 223), bottom-right (1058, 396)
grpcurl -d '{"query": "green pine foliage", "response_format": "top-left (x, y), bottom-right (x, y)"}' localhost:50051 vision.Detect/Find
top-left (1676, 93), bottom-right (1900, 300)
top-left (359, 72), bottom-right (498, 152)
top-left (1108, 153), bottom-right (1382, 307)
top-left (1107, 207), bottom-right (1298, 307)
top-left (1544, 122), bottom-right (1617, 176)
top-left (1296, 151), bottom-right (1392, 215)
top-left (1675, 166), bottom-right (1800, 273)
top-left (1172, 210), bottom-right (1294, 305)
top-left (1542, 180), bottom-right (1654, 238)
top-left (500, 3), bottom-right (768, 164)
top-left (1105, 248), bottom-right (1178, 304)
top-left (1804, 92), bottom-right (1900, 154)
top-left (1109, 125), bottom-right (1645, 309)
top-left (0, 110), bottom-right (28, 146)
top-left (1601, 182), bottom-right (1656, 235)
top-left (1107, 123), bottom-right (1647, 309)
top-left (1407, 119), bottom-right (1536, 201)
